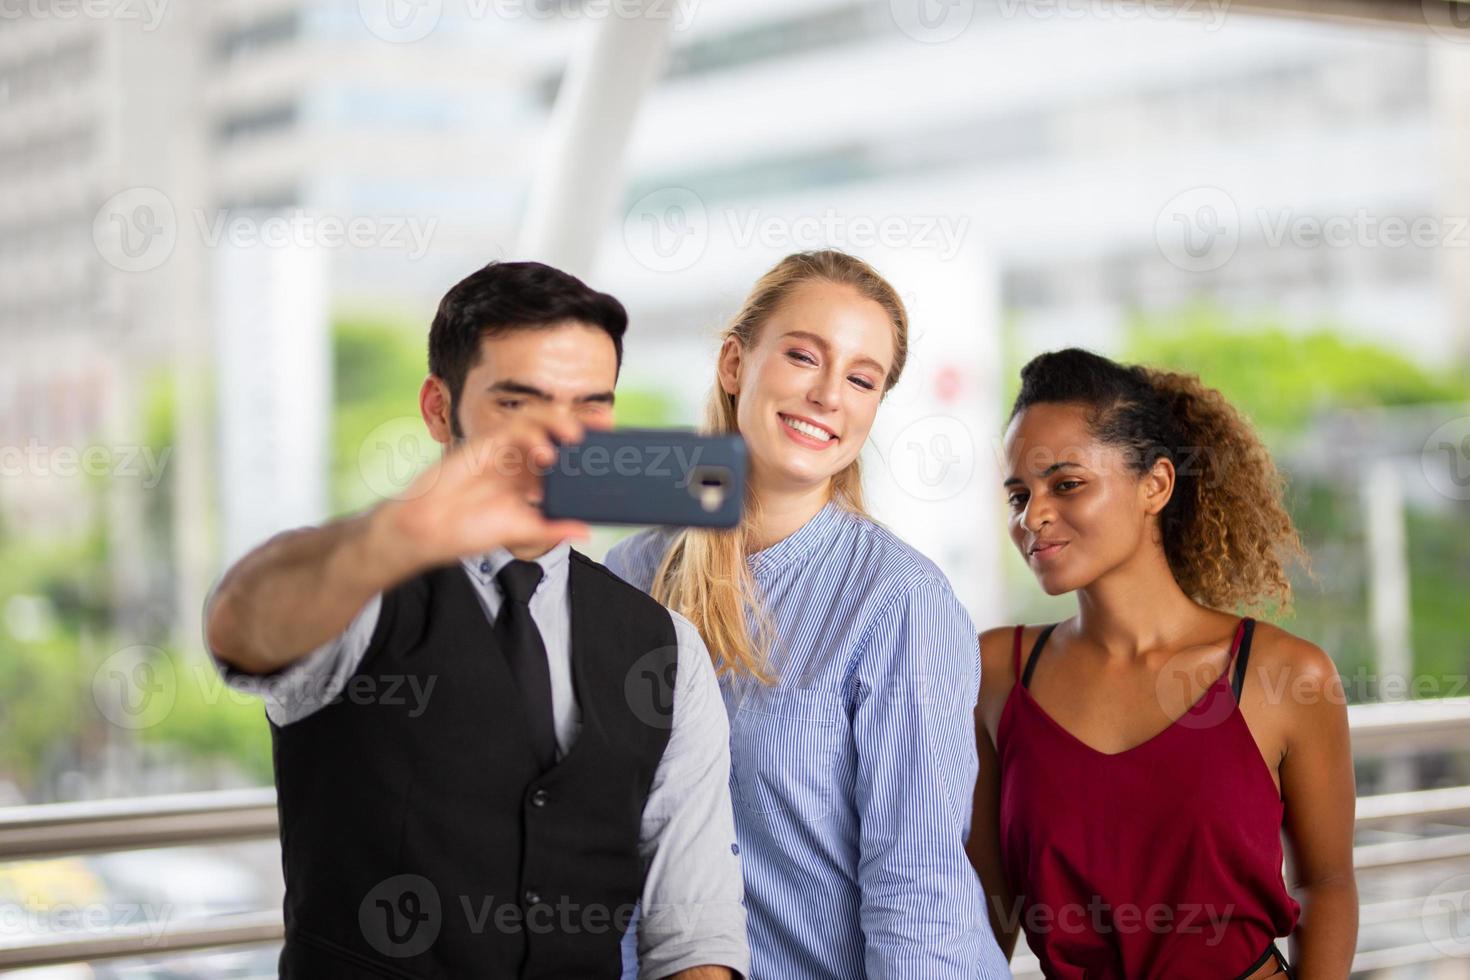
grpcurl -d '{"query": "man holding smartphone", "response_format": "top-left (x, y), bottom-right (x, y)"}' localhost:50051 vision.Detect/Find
top-left (206, 261), bottom-right (747, 979)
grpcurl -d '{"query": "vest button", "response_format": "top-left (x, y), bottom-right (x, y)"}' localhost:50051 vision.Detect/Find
top-left (524, 890), bottom-right (542, 906)
top-left (530, 789), bottom-right (549, 808)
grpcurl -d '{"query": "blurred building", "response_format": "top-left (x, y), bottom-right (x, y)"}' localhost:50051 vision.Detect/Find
top-left (594, 0), bottom-right (1470, 621)
top-left (3, 0), bottom-right (1469, 626)
top-left (0, 0), bottom-right (584, 629)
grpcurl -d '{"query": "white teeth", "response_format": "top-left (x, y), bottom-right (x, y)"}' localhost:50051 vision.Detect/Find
top-left (782, 415), bottom-right (833, 442)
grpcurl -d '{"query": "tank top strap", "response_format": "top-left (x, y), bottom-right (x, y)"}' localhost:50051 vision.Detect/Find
top-left (1021, 623), bottom-right (1059, 690)
top-left (1229, 617), bottom-right (1257, 702)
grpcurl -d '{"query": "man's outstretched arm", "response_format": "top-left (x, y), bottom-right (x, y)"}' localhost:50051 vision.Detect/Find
top-left (207, 419), bottom-right (588, 676)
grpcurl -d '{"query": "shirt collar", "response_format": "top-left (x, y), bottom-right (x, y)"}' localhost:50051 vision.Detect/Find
top-left (748, 498), bottom-right (846, 576)
top-left (461, 539), bottom-right (572, 595)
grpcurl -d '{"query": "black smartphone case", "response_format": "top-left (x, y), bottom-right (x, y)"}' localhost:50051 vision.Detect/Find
top-left (541, 429), bottom-right (747, 528)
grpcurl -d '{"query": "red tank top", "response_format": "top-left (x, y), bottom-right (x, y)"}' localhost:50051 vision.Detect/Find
top-left (997, 618), bottom-right (1300, 979)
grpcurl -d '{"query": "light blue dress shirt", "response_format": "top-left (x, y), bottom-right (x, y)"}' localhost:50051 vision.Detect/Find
top-left (607, 500), bottom-right (1011, 979)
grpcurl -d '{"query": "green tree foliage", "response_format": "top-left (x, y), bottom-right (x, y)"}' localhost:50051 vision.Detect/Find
top-left (1124, 306), bottom-right (1470, 697)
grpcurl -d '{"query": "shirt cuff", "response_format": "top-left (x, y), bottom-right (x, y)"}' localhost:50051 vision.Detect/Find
top-left (638, 900), bottom-right (749, 980)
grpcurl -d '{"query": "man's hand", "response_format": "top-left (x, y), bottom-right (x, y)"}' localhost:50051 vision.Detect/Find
top-left (208, 417), bottom-right (589, 676)
top-left (373, 417), bottom-right (591, 572)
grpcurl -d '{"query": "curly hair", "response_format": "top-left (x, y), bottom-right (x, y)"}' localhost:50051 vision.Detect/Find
top-left (1011, 348), bottom-right (1306, 613)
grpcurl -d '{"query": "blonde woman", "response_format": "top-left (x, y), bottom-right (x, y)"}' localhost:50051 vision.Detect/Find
top-left (608, 250), bottom-right (1008, 978)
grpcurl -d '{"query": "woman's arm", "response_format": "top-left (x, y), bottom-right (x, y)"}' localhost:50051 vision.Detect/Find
top-left (969, 627), bottom-right (1022, 959)
top-left (1261, 630), bottom-right (1358, 978)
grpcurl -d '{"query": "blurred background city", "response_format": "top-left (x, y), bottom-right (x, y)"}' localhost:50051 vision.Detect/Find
top-left (2, 0), bottom-right (1470, 975)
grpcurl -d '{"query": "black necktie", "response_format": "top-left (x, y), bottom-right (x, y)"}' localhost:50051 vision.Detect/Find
top-left (494, 560), bottom-right (557, 771)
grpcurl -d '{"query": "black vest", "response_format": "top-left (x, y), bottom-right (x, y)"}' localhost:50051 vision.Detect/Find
top-left (270, 550), bottom-right (678, 979)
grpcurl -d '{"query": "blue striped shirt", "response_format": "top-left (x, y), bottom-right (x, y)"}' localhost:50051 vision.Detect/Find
top-left (606, 500), bottom-right (1011, 979)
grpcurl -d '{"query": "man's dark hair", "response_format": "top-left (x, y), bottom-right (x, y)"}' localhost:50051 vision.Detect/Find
top-left (427, 260), bottom-right (628, 432)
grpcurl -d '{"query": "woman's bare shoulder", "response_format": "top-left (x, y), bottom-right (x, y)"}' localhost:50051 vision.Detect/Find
top-left (978, 623), bottom-right (1055, 736)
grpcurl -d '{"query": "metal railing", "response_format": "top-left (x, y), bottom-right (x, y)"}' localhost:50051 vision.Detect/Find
top-left (1, 699), bottom-right (1467, 972)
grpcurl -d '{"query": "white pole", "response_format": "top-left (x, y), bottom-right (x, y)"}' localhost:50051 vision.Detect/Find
top-left (516, 7), bottom-right (677, 277)
top-left (1364, 459), bottom-right (1414, 793)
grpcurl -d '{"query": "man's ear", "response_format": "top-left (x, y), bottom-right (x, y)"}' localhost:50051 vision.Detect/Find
top-left (716, 337), bottom-right (742, 397)
top-left (1142, 455), bottom-right (1176, 517)
top-left (419, 375), bottom-right (454, 446)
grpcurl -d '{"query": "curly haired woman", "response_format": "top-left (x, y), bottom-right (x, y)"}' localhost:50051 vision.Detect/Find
top-left (969, 348), bottom-right (1358, 979)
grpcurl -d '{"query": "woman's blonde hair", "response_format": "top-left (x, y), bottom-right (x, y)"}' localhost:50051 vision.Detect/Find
top-left (650, 250), bottom-right (910, 682)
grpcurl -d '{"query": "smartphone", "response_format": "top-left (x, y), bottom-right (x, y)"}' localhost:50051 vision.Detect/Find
top-left (541, 429), bottom-right (747, 528)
